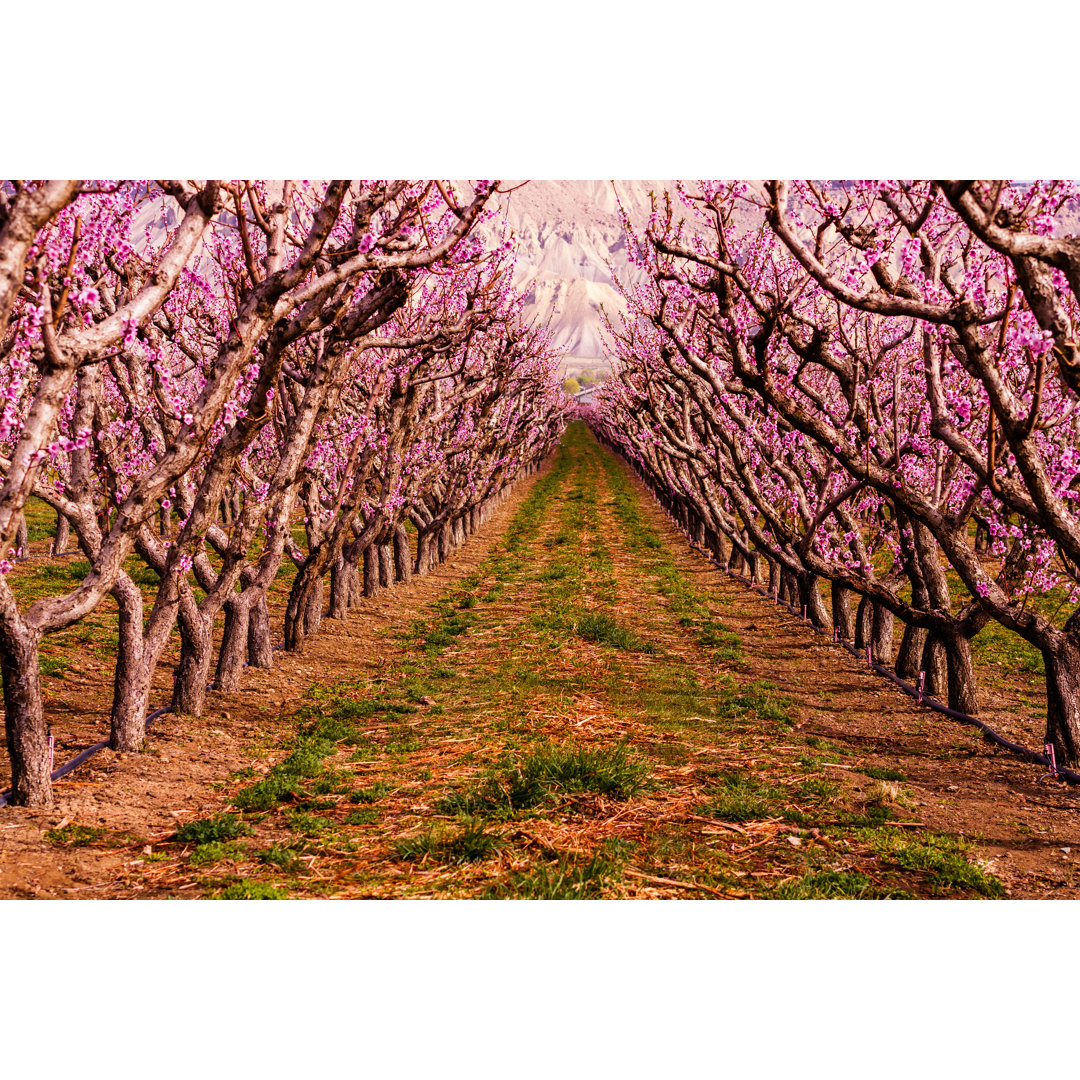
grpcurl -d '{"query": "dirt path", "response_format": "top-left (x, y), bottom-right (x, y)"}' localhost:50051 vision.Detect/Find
top-left (4, 423), bottom-right (1077, 898)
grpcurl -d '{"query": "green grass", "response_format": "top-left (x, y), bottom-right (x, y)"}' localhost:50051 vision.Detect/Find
top-left (869, 831), bottom-right (1005, 897)
top-left (484, 847), bottom-right (626, 899)
top-left (440, 741), bottom-right (649, 819)
top-left (576, 611), bottom-right (653, 652)
top-left (189, 841), bottom-right (245, 866)
top-left (175, 813), bottom-right (252, 845)
top-left (395, 821), bottom-right (503, 865)
top-left (699, 771), bottom-right (789, 822)
top-left (216, 881), bottom-right (288, 899)
top-left (44, 824), bottom-right (122, 847)
top-left (771, 870), bottom-right (908, 900)
top-left (860, 766), bottom-right (907, 782)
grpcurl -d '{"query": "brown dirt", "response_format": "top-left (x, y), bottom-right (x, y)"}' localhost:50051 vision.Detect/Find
top-left (5, 429), bottom-right (1080, 899)
top-left (613, 458), bottom-right (1080, 898)
top-left (0, 481), bottom-right (539, 898)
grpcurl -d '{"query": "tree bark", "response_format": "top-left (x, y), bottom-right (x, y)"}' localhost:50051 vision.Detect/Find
top-left (363, 545), bottom-right (381, 597)
top-left (248, 593), bottom-right (274, 667)
top-left (830, 581), bottom-right (854, 639)
top-left (871, 602), bottom-right (894, 666)
top-left (110, 572), bottom-right (151, 750)
top-left (798, 572), bottom-right (829, 628)
top-left (172, 594), bottom-right (213, 717)
top-left (378, 542), bottom-right (394, 589)
top-left (943, 628), bottom-right (980, 716)
top-left (1, 624), bottom-right (50, 806)
top-left (1044, 634), bottom-right (1080, 768)
top-left (303, 576), bottom-right (322, 635)
top-left (215, 595), bottom-right (252, 693)
top-left (393, 526), bottom-right (412, 585)
top-left (52, 511), bottom-right (70, 556)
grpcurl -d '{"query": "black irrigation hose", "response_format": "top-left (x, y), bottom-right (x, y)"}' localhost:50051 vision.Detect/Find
top-left (670, 525), bottom-right (1080, 790)
top-left (0, 705), bottom-right (174, 807)
top-left (607, 440), bottom-right (1080, 789)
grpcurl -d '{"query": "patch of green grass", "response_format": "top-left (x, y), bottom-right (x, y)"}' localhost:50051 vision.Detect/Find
top-left (349, 782), bottom-right (391, 804)
top-left (485, 847), bottom-right (624, 899)
top-left (232, 734), bottom-right (339, 811)
top-left (576, 611), bottom-right (653, 653)
top-left (395, 821), bottom-right (503, 864)
top-left (861, 766), bottom-right (907, 782)
top-left (216, 881), bottom-right (288, 899)
top-left (870, 831), bottom-right (1005, 897)
top-left (771, 870), bottom-right (909, 899)
top-left (175, 813), bottom-right (252, 845)
top-left (189, 841), bottom-right (245, 866)
top-left (439, 741), bottom-right (648, 820)
top-left (39, 655), bottom-right (70, 678)
top-left (699, 771), bottom-right (789, 822)
top-left (284, 811), bottom-right (334, 837)
top-left (256, 844), bottom-right (306, 873)
top-left (345, 807), bottom-right (379, 825)
top-left (44, 823), bottom-right (121, 847)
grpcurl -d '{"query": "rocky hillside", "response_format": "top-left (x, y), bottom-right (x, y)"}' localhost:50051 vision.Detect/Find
top-left (485, 180), bottom-right (680, 375)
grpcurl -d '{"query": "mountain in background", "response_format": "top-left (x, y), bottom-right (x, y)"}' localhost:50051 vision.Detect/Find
top-left (484, 180), bottom-right (680, 379)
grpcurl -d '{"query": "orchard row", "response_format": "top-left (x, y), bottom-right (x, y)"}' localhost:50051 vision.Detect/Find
top-left (588, 181), bottom-right (1080, 769)
top-left (0, 181), bottom-right (568, 806)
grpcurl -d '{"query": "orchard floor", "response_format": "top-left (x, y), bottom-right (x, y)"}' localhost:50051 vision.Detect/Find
top-left (3, 424), bottom-right (1080, 899)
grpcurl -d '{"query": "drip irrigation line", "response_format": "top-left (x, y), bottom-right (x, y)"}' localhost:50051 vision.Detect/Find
top-left (0, 705), bottom-right (173, 807)
top-left (661, 518), bottom-right (1080, 790)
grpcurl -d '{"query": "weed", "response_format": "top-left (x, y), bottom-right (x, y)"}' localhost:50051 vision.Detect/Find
top-left (395, 821), bottom-right (503, 864)
top-left (217, 881), bottom-right (288, 899)
top-left (576, 611), bottom-right (653, 653)
top-left (175, 814), bottom-right (252, 845)
top-left (45, 824), bottom-right (118, 847)
top-left (485, 848), bottom-right (623, 899)
top-left (771, 870), bottom-right (908, 900)
top-left (861, 766), bottom-right (907, 782)
top-left (40, 656), bottom-right (69, 678)
top-left (700, 771), bottom-right (787, 822)
top-left (189, 841), bottom-right (245, 866)
top-left (871, 832), bottom-right (1005, 897)
top-left (349, 782), bottom-right (391, 804)
top-left (345, 808), bottom-right (379, 825)
top-left (285, 811), bottom-right (333, 837)
top-left (256, 844), bottom-right (305, 873)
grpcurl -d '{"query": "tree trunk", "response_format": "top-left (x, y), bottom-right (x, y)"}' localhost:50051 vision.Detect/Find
top-left (414, 530), bottom-right (434, 576)
top-left (780, 567), bottom-right (798, 606)
top-left (378, 543), bottom-right (393, 589)
top-left (172, 598), bottom-right (213, 717)
top-left (830, 581), bottom-right (854, 640)
top-left (303, 577), bottom-right (322, 635)
top-left (215, 595), bottom-right (251, 693)
top-left (393, 526), bottom-right (412, 585)
top-left (248, 593), bottom-right (274, 667)
top-left (110, 572), bottom-right (151, 751)
top-left (854, 596), bottom-right (872, 652)
top-left (1044, 634), bottom-right (1080, 768)
top-left (896, 576), bottom-right (930, 681)
top-left (329, 556), bottom-right (355, 619)
top-left (1, 625), bottom-right (50, 806)
top-left (943, 629), bottom-right (979, 716)
top-left (15, 512), bottom-right (28, 557)
top-left (363, 545), bottom-right (381, 597)
top-left (921, 633), bottom-right (949, 700)
top-left (871, 603), bottom-right (894, 666)
top-left (798, 573), bottom-right (829, 628)
top-left (52, 511), bottom-right (70, 556)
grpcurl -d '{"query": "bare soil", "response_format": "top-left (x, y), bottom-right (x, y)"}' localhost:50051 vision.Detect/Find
top-left (3, 426), bottom-right (1078, 899)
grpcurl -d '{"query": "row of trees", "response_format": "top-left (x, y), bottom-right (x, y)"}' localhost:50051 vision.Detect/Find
top-left (0, 180), bottom-right (568, 806)
top-left (586, 180), bottom-right (1080, 766)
